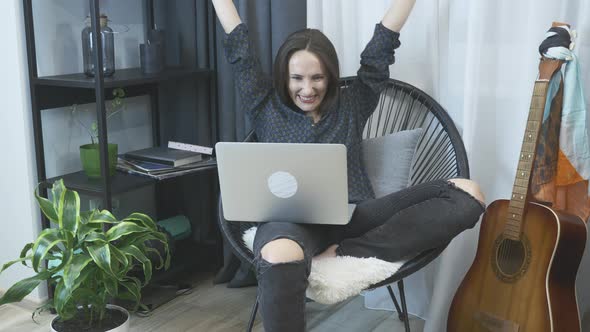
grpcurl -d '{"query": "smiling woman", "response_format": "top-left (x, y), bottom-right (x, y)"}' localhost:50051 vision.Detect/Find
top-left (211, 0), bottom-right (488, 331)
top-left (272, 28), bottom-right (340, 124)
top-left (287, 50), bottom-right (328, 123)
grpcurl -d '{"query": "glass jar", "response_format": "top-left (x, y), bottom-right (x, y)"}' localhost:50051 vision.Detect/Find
top-left (82, 14), bottom-right (115, 77)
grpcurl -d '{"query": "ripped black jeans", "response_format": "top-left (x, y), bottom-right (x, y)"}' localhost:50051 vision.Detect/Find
top-left (251, 179), bottom-right (486, 332)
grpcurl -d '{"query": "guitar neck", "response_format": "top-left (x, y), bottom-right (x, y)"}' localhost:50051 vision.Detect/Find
top-left (504, 81), bottom-right (551, 240)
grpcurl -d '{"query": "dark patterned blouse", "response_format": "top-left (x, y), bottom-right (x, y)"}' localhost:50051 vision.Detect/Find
top-left (223, 23), bottom-right (401, 203)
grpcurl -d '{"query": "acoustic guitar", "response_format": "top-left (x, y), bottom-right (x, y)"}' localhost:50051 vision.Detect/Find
top-left (447, 23), bottom-right (587, 332)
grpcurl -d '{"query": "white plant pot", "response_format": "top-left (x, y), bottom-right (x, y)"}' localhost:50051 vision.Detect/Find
top-left (50, 304), bottom-right (130, 332)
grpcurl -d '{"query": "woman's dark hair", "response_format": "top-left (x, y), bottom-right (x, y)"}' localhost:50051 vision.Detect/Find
top-left (273, 28), bottom-right (340, 113)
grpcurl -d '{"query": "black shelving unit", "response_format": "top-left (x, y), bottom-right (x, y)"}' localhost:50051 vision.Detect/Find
top-left (22, 0), bottom-right (219, 304)
top-left (35, 67), bottom-right (212, 89)
top-left (23, 0), bottom-right (217, 216)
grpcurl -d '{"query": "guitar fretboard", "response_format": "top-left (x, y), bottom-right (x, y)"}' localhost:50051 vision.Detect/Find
top-left (504, 81), bottom-right (549, 240)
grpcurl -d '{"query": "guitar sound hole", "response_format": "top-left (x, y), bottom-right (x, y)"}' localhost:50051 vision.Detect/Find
top-left (496, 239), bottom-right (526, 276)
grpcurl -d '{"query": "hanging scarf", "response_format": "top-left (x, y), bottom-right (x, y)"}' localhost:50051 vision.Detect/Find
top-left (531, 25), bottom-right (590, 223)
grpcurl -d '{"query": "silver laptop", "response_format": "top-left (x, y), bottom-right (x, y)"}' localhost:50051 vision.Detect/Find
top-left (215, 142), bottom-right (356, 225)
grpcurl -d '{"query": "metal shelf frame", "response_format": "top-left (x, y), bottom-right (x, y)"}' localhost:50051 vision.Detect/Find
top-left (21, 1), bottom-right (220, 301)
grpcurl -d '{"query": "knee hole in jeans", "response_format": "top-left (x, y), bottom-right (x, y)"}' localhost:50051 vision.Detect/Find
top-left (260, 238), bottom-right (304, 264)
top-left (448, 178), bottom-right (486, 207)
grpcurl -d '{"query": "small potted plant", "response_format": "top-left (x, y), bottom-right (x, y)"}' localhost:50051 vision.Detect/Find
top-left (73, 88), bottom-right (126, 178)
top-left (0, 179), bottom-right (171, 331)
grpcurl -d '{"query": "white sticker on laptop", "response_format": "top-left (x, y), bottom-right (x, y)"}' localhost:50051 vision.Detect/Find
top-left (268, 171), bottom-right (298, 198)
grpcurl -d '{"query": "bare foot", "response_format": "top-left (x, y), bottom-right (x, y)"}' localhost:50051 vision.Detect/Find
top-left (314, 244), bottom-right (339, 260)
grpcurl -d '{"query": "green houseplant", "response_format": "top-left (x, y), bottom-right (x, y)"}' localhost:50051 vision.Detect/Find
top-left (0, 179), bottom-right (170, 332)
top-left (73, 88), bottom-right (126, 178)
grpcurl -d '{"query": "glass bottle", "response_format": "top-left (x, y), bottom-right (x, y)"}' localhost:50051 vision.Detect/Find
top-left (82, 14), bottom-right (115, 77)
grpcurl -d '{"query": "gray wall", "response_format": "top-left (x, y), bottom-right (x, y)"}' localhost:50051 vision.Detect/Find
top-left (0, 0), bottom-right (44, 302)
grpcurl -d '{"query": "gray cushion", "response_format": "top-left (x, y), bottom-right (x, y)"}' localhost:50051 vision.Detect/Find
top-left (361, 128), bottom-right (423, 198)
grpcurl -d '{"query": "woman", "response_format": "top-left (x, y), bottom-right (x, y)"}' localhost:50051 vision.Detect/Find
top-left (212, 0), bottom-right (486, 331)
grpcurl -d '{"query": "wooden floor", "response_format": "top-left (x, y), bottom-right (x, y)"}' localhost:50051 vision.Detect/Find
top-left (0, 272), bottom-right (424, 332)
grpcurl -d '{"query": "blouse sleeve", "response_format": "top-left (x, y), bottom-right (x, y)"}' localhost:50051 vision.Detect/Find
top-left (350, 23), bottom-right (401, 123)
top-left (223, 23), bottom-right (273, 120)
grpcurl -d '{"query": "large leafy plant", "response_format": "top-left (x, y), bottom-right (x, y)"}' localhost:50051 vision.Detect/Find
top-left (0, 179), bottom-right (170, 325)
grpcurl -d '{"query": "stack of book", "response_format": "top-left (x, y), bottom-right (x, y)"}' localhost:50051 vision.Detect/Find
top-left (117, 146), bottom-right (216, 180)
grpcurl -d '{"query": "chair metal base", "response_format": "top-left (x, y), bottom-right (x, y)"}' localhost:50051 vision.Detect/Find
top-left (245, 279), bottom-right (411, 332)
top-left (387, 280), bottom-right (411, 332)
top-left (247, 296), bottom-right (259, 332)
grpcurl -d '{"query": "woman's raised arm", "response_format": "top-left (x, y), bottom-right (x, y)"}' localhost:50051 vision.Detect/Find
top-left (349, 0), bottom-right (416, 122)
top-left (382, 0), bottom-right (416, 33)
top-left (211, 0), bottom-right (242, 33)
top-left (211, 0), bottom-right (273, 121)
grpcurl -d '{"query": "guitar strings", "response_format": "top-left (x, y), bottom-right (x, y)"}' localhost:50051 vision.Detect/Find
top-left (498, 27), bottom-right (572, 276)
top-left (498, 28), bottom-right (571, 275)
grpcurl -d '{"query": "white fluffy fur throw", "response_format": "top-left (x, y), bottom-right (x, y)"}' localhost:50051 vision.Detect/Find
top-left (242, 227), bottom-right (403, 304)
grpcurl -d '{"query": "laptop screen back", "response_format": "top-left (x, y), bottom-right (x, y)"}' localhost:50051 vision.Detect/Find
top-left (215, 142), bottom-right (351, 225)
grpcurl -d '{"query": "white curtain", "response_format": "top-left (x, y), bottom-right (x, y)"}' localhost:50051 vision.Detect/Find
top-left (308, 0), bottom-right (590, 330)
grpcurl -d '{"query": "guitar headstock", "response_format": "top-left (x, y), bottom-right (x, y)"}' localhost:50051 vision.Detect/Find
top-left (538, 22), bottom-right (570, 81)
top-left (538, 59), bottom-right (563, 81)
top-left (552, 21), bottom-right (570, 28)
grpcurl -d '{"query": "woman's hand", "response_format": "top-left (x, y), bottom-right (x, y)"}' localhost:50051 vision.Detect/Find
top-left (382, 0), bottom-right (416, 33)
top-left (211, 0), bottom-right (242, 33)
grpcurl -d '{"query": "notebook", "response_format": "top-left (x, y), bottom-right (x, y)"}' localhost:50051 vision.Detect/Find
top-left (124, 147), bottom-right (202, 167)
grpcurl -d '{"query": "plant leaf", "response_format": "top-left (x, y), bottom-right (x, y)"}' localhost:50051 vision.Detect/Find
top-left (119, 232), bottom-right (170, 270)
top-left (116, 233), bottom-right (154, 249)
top-left (31, 229), bottom-right (69, 272)
top-left (34, 184), bottom-right (58, 222)
top-left (0, 270), bottom-right (52, 305)
top-left (102, 270), bottom-right (119, 296)
top-left (0, 256), bottom-right (32, 274)
top-left (62, 253), bottom-right (93, 290)
top-left (77, 223), bottom-right (101, 242)
top-left (123, 213), bottom-right (157, 231)
top-left (53, 281), bottom-right (68, 314)
top-left (113, 87), bottom-right (125, 98)
top-left (19, 243), bottom-right (34, 267)
top-left (88, 210), bottom-right (118, 224)
top-left (82, 232), bottom-right (107, 244)
top-left (53, 280), bottom-right (77, 320)
top-left (87, 243), bottom-right (114, 277)
top-left (149, 231), bottom-right (171, 270)
top-left (58, 188), bottom-right (79, 234)
top-left (122, 245), bottom-right (152, 285)
top-left (48, 248), bottom-right (73, 279)
top-left (106, 222), bottom-right (149, 242)
top-left (63, 266), bottom-right (107, 318)
top-left (144, 246), bottom-right (164, 270)
top-left (70, 266), bottom-right (96, 292)
top-left (32, 301), bottom-right (55, 324)
top-left (120, 278), bottom-right (141, 311)
top-left (116, 290), bottom-right (137, 303)
top-left (51, 179), bottom-right (66, 212)
top-left (72, 287), bottom-right (95, 302)
top-left (80, 210), bottom-right (95, 224)
top-left (109, 245), bottom-right (129, 279)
